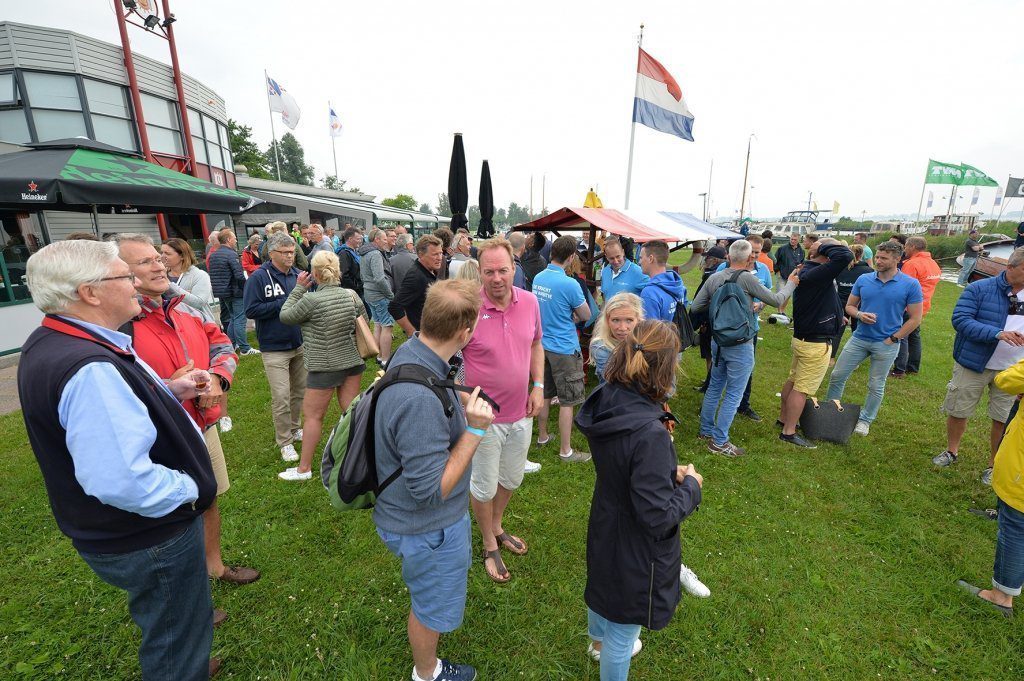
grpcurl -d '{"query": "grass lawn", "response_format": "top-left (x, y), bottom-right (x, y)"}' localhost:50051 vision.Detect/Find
top-left (2, 253), bottom-right (1022, 679)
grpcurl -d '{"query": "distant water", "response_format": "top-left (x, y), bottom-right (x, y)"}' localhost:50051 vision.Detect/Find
top-left (940, 265), bottom-right (961, 284)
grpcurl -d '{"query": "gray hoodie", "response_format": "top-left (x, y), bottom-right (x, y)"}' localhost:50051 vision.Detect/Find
top-left (360, 245), bottom-right (393, 302)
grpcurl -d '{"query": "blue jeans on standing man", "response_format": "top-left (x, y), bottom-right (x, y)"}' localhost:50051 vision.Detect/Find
top-left (219, 296), bottom-right (252, 352)
top-left (588, 607), bottom-right (642, 681)
top-left (78, 517), bottom-right (213, 681)
top-left (958, 256), bottom-right (977, 286)
top-left (826, 335), bottom-right (900, 424)
top-left (699, 340), bottom-right (756, 446)
top-left (994, 498), bottom-right (1024, 597)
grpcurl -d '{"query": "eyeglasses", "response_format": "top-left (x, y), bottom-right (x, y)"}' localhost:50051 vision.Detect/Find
top-left (129, 257), bottom-right (162, 267)
top-left (99, 274), bottom-right (137, 283)
top-left (271, 250), bottom-right (296, 256)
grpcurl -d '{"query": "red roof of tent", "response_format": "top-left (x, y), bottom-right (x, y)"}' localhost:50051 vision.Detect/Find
top-left (514, 207), bottom-right (682, 243)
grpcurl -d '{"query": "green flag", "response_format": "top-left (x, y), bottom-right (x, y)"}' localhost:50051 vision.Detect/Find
top-left (924, 159), bottom-right (964, 185)
top-left (959, 163), bottom-right (999, 187)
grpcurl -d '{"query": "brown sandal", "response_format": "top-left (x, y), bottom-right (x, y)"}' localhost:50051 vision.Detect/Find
top-left (496, 531), bottom-right (528, 556)
top-left (482, 548), bottom-right (510, 583)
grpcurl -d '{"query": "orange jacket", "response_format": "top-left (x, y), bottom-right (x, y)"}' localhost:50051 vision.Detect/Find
top-left (901, 251), bottom-right (941, 314)
top-left (757, 252), bottom-right (774, 274)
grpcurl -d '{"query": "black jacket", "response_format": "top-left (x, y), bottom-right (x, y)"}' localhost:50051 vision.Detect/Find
top-left (774, 243), bottom-right (805, 279)
top-left (208, 246), bottom-right (245, 299)
top-left (337, 245), bottom-right (364, 297)
top-left (520, 248), bottom-right (546, 291)
top-left (792, 243), bottom-right (854, 341)
top-left (388, 260), bottom-right (437, 331)
top-left (575, 382), bottom-right (701, 630)
top-left (836, 260), bottom-right (873, 309)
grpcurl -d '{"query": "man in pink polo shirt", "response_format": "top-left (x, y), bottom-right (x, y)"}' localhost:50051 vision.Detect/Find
top-left (462, 238), bottom-right (545, 583)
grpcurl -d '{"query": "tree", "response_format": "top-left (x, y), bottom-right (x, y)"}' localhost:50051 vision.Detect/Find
top-left (264, 132), bottom-right (315, 185)
top-left (418, 202), bottom-right (432, 214)
top-left (495, 207), bottom-right (508, 227)
top-left (468, 205), bottom-right (481, 230)
top-left (506, 201), bottom-right (530, 226)
top-left (321, 175), bottom-right (361, 193)
top-left (436, 192), bottom-right (452, 217)
top-left (227, 119), bottom-right (271, 179)
top-left (381, 194), bottom-right (418, 211)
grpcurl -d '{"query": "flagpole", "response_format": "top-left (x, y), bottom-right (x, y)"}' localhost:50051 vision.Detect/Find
top-left (739, 134), bottom-right (752, 222)
top-left (623, 24), bottom-right (644, 210)
top-left (707, 158), bottom-right (713, 220)
top-left (329, 100), bottom-right (339, 180)
top-left (265, 69), bottom-right (282, 182)
top-left (993, 174), bottom-right (1009, 229)
top-left (914, 161), bottom-right (928, 225)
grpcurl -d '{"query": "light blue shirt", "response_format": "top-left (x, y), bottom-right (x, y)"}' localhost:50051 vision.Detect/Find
top-left (533, 264), bottom-right (586, 354)
top-left (850, 272), bottom-right (923, 341)
top-left (600, 260), bottom-right (649, 300)
top-left (56, 317), bottom-right (200, 518)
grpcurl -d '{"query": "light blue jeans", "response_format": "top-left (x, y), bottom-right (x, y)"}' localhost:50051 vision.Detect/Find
top-left (699, 340), bottom-right (755, 445)
top-left (587, 607), bottom-right (642, 681)
top-left (826, 335), bottom-right (900, 424)
top-left (958, 257), bottom-right (977, 286)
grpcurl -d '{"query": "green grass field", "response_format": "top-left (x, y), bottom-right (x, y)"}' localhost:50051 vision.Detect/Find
top-left (1, 256), bottom-right (1022, 679)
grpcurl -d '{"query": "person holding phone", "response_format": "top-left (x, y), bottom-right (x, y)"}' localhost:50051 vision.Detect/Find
top-left (575, 320), bottom-right (703, 680)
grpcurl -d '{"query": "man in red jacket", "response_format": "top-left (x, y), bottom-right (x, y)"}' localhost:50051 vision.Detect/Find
top-left (114, 234), bottom-right (260, 597)
top-left (892, 236), bottom-right (941, 377)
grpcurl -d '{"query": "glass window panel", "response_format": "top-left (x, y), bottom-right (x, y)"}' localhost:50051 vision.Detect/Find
top-left (202, 114), bottom-right (218, 142)
top-left (23, 72), bottom-right (82, 110)
top-left (191, 135), bottom-right (208, 164)
top-left (92, 114), bottom-right (136, 151)
top-left (208, 143), bottom-right (224, 169)
top-left (32, 109), bottom-right (87, 141)
top-left (146, 125), bottom-right (183, 155)
top-left (0, 73), bottom-right (16, 104)
top-left (139, 92), bottom-right (178, 129)
top-left (186, 108), bottom-right (202, 133)
top-left (217, 122), bottom-right (230, 148)
top-left (84, 79), bottom-right (129, 118)
top-left (220, 145), bottom-right (232, 170)
top-left (0, 109), bottom-right (31, 144)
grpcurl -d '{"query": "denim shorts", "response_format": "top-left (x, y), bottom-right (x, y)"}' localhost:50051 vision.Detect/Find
top-left (366, 298), bottom-right (395, 326)
top-left (376, 513), bottom-right (471, 633)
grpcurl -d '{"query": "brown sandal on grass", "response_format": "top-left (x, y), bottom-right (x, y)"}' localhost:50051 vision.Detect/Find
top-left (497, 531), bottom-right (528, 556)
top-left (482, 548), bottom-right (510, 583)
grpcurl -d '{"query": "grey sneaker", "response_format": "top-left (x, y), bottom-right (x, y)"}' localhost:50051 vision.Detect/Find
top-left (932, 450), bottom-right (958, 467)
top-left (708, 441), bottom-right (746, 457)
top-left (981, 466), bottom-right (993, 485)
top-left (779, 432), bottom-right (817, 449)
top-left (853, 420), bottom-right (870, 436)
top-left (559, 449), bottom-right (591, 463)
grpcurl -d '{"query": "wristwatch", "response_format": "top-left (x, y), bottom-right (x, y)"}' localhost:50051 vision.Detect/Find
top-left (889, 334), bottom-right (899, 343)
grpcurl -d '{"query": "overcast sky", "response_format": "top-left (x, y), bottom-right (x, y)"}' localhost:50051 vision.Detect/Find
top-left (9, 1), bottom-right (1024, 220)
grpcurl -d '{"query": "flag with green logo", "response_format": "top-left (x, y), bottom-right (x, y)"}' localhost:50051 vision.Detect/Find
top-left (959, 163), bottom-right (998, 187)
top-left (924, 159), bottom-right (964, 185)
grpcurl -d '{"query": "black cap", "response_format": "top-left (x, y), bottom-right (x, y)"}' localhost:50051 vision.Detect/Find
top-left (706, 246), bottom-right (728, 259)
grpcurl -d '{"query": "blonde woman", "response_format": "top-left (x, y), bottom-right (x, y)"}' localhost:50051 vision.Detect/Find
top-left (590, 292), bottom-right (644, 383)
top-left (278, 250), bottom-right (367, 481)
top-left (454, 258), bottom-right (480, 283)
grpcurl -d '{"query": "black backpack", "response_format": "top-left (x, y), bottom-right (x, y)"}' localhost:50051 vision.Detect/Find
top-left (321, 363), bottom-right (498, 511)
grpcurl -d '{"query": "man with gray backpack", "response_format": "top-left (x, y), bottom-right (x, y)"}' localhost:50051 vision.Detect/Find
top-left (690, 239), bottom-right (798, 457)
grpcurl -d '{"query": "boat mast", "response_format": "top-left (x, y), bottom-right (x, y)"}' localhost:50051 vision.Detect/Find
top-left (738, 134), bottom-right (752, 222)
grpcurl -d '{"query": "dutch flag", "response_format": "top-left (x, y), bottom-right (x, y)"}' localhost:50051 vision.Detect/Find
top-left (633, 48), bottom-right (694, 142)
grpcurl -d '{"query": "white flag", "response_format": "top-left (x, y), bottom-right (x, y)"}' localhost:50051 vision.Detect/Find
top-left (329, 106), bottom-right (342, 138)
top-left (926, 190), bottom-right (933, 209)
top-left (995, 189), bottom-right (1003, 207)
top-left (266, 74), bottom-right (301, 130)
top-left (971, 187), bottom-right (980, 206)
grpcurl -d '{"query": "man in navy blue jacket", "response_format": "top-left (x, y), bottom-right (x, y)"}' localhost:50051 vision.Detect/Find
top-left (244, 232), bottom-right (306, 462)
top-left (208, 228), bottom-right (257, 355)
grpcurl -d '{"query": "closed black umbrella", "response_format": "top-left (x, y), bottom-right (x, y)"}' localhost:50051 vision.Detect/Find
top-left (0, 138), bottom-right (262, 214)
top-left (447, 133), bottom-right (468, 232)
top-left (477, 159), bottom-right (494, 239)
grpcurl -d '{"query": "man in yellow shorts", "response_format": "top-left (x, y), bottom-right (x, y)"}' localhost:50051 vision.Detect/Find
top-left (779, 239), bottom-right (854, 448)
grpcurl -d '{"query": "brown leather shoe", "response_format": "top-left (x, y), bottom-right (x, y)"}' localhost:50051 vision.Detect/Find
top-left (215, 565), bottom-right (260, 585)
top-left (213, 609), bottom-right (227, 628)
top-left (209, 657), bottom-right (222, 678)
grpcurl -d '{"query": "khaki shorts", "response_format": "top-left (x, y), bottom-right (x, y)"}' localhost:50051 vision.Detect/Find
top-left (469, 417), bottom-right (533, 502)
top-left (543, 350), bottom-right (585, 406)
top-left (204, 426), bottom-right (230, 495)
top-left (942, 361), bottom-right (1015, 422)
top-left (786, 338), bottom-right (832, 396)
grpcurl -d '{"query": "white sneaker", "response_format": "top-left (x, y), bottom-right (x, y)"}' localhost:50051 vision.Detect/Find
top-left (680, 564), bottom-right (711, 598)
top-left (240, 347), bottom-right (261, 356)
top-left (280, 444), bottom-right (299, 462)
top-left (292, 429), bottom-right (304, 441)
top-left (524, 459), bottom-right (542, 474)
top-left (853, 420), bottom-right (870, 436)
top-left (219, 416), bottom-right (233, 432)
top-left (588, 638), bottom-right (642, 662)
top-left (278, 466), bottom-right (312, 481)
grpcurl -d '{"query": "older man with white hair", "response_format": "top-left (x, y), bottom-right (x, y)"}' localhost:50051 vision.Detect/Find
top-left (18, 240), bottom-right (221, 679)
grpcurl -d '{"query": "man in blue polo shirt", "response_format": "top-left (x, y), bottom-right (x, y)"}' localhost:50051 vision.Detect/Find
top-left (533, 235), bottom-right (592, 463)
top-left (826, 241), bottom-right (923, 436)
top-left (599, 236), bottom-right (648, 301)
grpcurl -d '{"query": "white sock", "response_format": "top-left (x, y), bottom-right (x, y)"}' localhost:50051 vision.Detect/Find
top-left (412, 659), bottom-right (442, 681)
top-left (559, 448), bottom-right (573, 458)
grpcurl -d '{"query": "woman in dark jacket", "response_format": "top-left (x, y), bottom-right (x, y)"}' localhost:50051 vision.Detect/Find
top-left (831, 244), bottom-right (874, 358)
top-left (575, 320), bottom-right (703, 680)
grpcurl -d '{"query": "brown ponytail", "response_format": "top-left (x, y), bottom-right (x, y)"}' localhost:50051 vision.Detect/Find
top-left (603, 320), bottom-right (681, 402)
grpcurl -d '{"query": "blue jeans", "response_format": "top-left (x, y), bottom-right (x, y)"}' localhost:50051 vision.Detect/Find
top-left (588, 607), bottom-right (642, 681)
top-left (699, 340), bottom-right (755, 445)
top-left (219, 296), bottom-right (251, 352)
top-left (994, 499), bottom-right (1024, 597)
top-left (826, 335), bottom-right (900, 424)
top-left (78, 517), bottom-right (212, 681)
top-left (958, 257), bottom-right (977, 286)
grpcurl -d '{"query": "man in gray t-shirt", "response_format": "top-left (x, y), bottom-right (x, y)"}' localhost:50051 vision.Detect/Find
top-left (372, 279), bottom-right (494, 681)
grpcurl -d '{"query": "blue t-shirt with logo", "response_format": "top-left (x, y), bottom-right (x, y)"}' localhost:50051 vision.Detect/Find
top-left (600, 260), bottom-right (649, 300)
top-left (850, 271), bottom-right (923, 341)
top-left (533, 264), bottom-right (586, 354)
